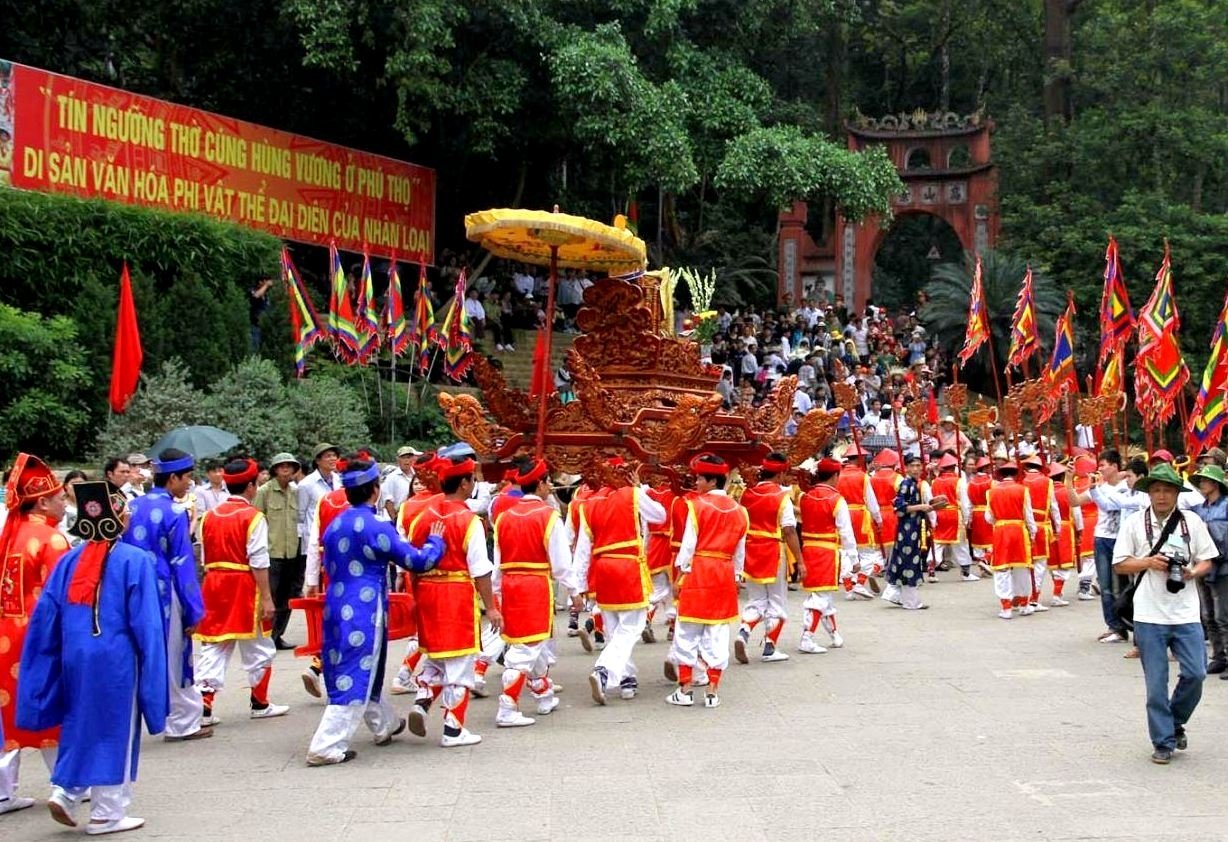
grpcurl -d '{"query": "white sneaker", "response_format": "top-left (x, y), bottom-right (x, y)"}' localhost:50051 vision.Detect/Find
top-left (0, 796), bottom-right (35, 815)
top-left (1030, 602), bottom-right (1049, 612)
top-left (926, 573), bottom-right (939, 583)
top-left (86, 817), bottom-right (146, 835)
top-left (507, 344), bottom-right (516, 352)
top-left (829, 631), bottom-right (845, 649)
top-left (998, 609), bottom-right (1013, 620)
top-left (704, 693), bottom-right (721, 709)
top-left (852, 584), bottom-right (874, 599)
top-left (1050, 597), bottom-right (1070, 607)
top-left (1020, 606), bottom-right (1036, 616)
top-left (407, 704), bottom-right (429, 737)
top-left (619, 683), bottom-right (637, 700)
top-left (440, 727), bottom-right (482, 747)
top-left (761, 649), bottom-right (790, 663)
top-left (666, 688), bottom-right (694, 707)
top-left (536, 696), bottom-right (560, 716)
top-left (844, 591), bottom-right (857, 601)
top-left (390, 679), bottom-right (414, 696)
top-left (306, 749), bottom-right (357, 766)
top-left (472, 675), bottom-right (489, 698)
top-left (798, 635), bottom-right (828, 654)
top-left (301, 669), bottom-right (323, 698)
top-left (1077, 591), bottom-right (1096, 601)
top-left (200, 714), bottom-right (221, 727)
top-left (495, 710), bottom-right (536, 728)
top-left (250, 702), bottom-right (290, 719)
top-left (48, 789), bottom-right (79, 827)
top-left (495, 344), bottom-right (505, 352)
top-left (961, 573), bottom-right (981, 582)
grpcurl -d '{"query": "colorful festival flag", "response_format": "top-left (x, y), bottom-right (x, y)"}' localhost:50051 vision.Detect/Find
top-left (1099, 345), bottom-right (1125, 397)
top-left (384, 258), bottom-right (410, 358)
top-left (1007, 265), bottom-right (1039, 370)
top-left (1044, 292), bottom-right (1078, 396)
top-left (353, 251), bottom-right (380, 362)
top-left (281, 248), bottom-right (326, 377)
top-left (1135, 242), bottom-right (1189, 426)
top-left (328, 242), bottom-right (362, 362)
top-left (958, 253), bottom-right (991, 365)
top-left (1188, 286), bottom-right (1228, 455)
top-left (109, 262), bottom-right (143, 413)
top-left (436, 269), bottom-right (473, 381)
top-left (407, 262), bottom-right (437, 374)
top-left (1098, 236), bottom-right (1134, 365)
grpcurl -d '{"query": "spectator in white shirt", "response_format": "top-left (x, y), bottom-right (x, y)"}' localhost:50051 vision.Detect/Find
top-left (297, 443), bottom-right (341, 550)
top-left (378, 446), bottom-right (420, 521)
top-left (464, 288), bottom-right (486, 339)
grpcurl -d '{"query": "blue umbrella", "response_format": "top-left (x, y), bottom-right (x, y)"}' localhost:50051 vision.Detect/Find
top-left (148, 425), bottom-right (241, 460)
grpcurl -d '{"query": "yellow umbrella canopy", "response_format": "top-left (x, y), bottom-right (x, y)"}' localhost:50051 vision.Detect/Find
top-left (464, 208), bottom-right (647, 275)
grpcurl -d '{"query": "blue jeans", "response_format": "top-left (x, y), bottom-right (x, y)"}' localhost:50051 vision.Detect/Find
top-left (1133, 621), bottom-right (1207, 750)
top-left (1094, 537), bottom-right (1124, 633)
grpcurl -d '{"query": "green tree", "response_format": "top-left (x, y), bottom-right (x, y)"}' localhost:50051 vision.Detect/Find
top-left (199, 358), bottom-right (296, 461)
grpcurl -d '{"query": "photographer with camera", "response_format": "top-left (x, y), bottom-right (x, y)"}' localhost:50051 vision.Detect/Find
top-left (1112, 464), bottom-right (1217, 764)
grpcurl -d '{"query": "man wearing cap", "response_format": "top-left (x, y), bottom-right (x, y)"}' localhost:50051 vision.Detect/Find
top-left (123, 453), bottom-right (151, 500)
top-left (836, 446), bottom-right (882, 600)
top-left (1113, 464), bottom-right (1217, 763)
top-left (490, 457), bottom-right (577, 728)
top-left (572, 459), bottom-right (667, 705)
top-left (0, 455), bottom-right (70, 815)
top-left (666, 455), bottom-right (748, 709)
top-left (121, 448), bottom-right (209, 742)
top-left (298, 444), bottom-right (341, 578)
top-left (195, 458), bottom-right (290, 724)
top-left (306, 458), bottom-right (445, 766)
top-left (930, 454), bottom-right (977, 582)
top-left (937, 416), bottom-right (970, 456)
top-left (18, 481), bottom-right (168, 834)
top-left (735, 453), bottom-right (802, 665)
top-left (1021, 454), bottom-right (1061, 612)
top-left (403, 456), bottom-right (502, 747)
top-left (1189, 464), bottom-right (1228, 678)
top-left (798, 458), bottom-right (859, 646)
top-left (985, 463), bottom-right (1037, 618)
top-left (254, 453), bottom-right (302, 651)
top-left (379, 446), bottom-right (421, 522)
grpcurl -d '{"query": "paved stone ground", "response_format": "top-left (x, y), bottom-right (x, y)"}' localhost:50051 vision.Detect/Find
top-left (6, 574), bottom-right (1227, 841)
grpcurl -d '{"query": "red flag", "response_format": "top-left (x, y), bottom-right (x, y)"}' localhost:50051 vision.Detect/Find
top-left (528, 329), bottom-right (551, 398)
top-left (926, 388), bottom-right (939, 425)
top-left (109, 262), bottom-right (143, 413)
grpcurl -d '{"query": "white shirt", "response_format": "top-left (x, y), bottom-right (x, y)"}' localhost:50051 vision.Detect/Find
top-left (1113, 507), bottom-right (1216, 625)
top-left (793, 389), bottom-right (814, 415)
top-left (298, 469), bottom-right (341, 539)
top-left (197, 483), bottom-right (228, 513)
top-left (1090, 480), bottom-right (1147, 538)
top-left (464, 297), bottom-right (485, 320)
top-left (514, 273), bottom-right (535, 297)
top-left (378, 468), bottom-right (412, 521)
top-left (674, 490), bottom-right (747, 576)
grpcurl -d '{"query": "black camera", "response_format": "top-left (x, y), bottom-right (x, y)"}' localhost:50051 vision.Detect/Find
top-left (1165, 551), bottom-right (1188, 593)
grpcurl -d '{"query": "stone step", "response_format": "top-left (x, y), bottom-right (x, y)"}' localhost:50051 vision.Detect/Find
top-left (479, 330), bottom-right (577, 389)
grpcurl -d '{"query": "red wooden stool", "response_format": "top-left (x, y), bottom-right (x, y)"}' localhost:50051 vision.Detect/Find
top-left (289, 591), bottom-right (418, 658)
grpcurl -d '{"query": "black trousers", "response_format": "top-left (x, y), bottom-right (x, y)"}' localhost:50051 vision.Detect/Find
top-left (269, 555), bottom-right (306, 641)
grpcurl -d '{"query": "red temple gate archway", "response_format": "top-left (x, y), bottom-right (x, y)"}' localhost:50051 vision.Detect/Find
top-left (778, 109), bottom-right (999, 312)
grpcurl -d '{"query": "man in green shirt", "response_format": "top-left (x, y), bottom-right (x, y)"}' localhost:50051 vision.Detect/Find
top-left (254, 453), bottom-right (302, 650)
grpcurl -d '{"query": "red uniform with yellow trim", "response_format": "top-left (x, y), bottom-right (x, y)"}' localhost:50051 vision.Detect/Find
top-left (396, 489), bottom-right (441, 595)
top-left (739, 482), bottom-right (790, 583)
top-left (1051, 485), bottom-right (1078, 569)
top-left (931, 473), bottom-right (965, 544)
top-left (836, 466), bottom-right (876, 549)
top-left (566, 485), bottom-right (605, 546)
top-left (408, 499), bottom-right (483, 658)
top-left (1, 513), bottom-right (69, 751)
top-left (798, 485), bottom-right (845, 591)
top-left (1074, 475), bottom-right (1098, 560)
top-left (493, 497), bottom-right (562, 644)
top-left (1022, 471), bottom-right (1055, 560)
top-left (580, 486), bottom-right (651, 610)
top-left (987, 480), bottom-right (1032, 570)
top-left (870, 469), bottom-right (901, 549)
top-left (488, 489), bottom-right (522, 530)
top-left (197, 498), bottom-right (267, 641)
top-left (967, 473), bottom-right (994, 551)
top-left (676, 493), bottom-right (748, 623)
top-left (644, 485), bottom-right (676, 576)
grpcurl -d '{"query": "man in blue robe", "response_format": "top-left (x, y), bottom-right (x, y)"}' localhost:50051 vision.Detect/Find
top-left (306, 458), bottom-right (445, 766)
top-left (17, 481), bottom-right (168, 834)
top-left (121, 448), bottom-right (209, 741)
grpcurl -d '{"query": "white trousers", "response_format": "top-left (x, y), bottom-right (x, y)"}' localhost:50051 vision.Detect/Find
top-left (898, 585), bottom-right (923, 609)
top-left (476, 619), bottom-right (506, 667)
top-left (648, 572), bottom-right (676, 618)
top-left (166, 598), bottom-right (204, 737)
top-left (802, 591), bottom-right (838, 616)
top-left (742, 569), bottom-right (789, 625)
top-left (855, 547), bottom-right (884, 574)
top-left (308, 699), bottom-right (398, 762)
top-left (936, 542), bottom-right (972, 568)
top-left (670, 621), bottom-right (730, 672)
top-left (416, 654), bottom-right (475, 692)
top-left (502, 640), bottom-right (553, 676)
top-left (194, 635), bottom-right (275, 693)
top-left (993, 568), bottom-right (1032, 601)
top-left (0, 746), bottom-right (55, 801)
top-left (1030, 559), bottom-right (1048, 600)
top-left (594, 608), bottom-right (645, 685)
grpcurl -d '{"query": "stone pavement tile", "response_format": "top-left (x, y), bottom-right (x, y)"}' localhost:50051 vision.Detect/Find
top-left (334, 820), bottom-right (452, 842)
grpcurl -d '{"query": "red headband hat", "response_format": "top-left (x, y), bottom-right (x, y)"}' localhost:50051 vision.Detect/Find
top-left (4, 453), bottom-right (63, 511)
top-left (222, 458), bottom-right (260, 485)
top-left (1149, 448), bottom-right (1174, 464)
top-left (1073, 454), bottom-right (1097, 476)
top-left (1021, 454), bottom-right (1043, 468)
top-left (511, 458), bottom-right (550, 486)
top-left (937, 453), bottom-right (959, 470)
top-left (438, 458), bottom-right (477, 481)
top-left (975, 456), bottom-right (992, 470)
top-left (815, 458), bottom-right (843, 474)
top-left (842, 444), bottom-right (865, 459)
top-left (689, 454), bottom-right (730, 477)
top-left (760, 455), bottom-right (791, 474)
top-left (1048, 462), bottom-right (1068, 478)
top-left (872, 449), bottom-right (900, 468)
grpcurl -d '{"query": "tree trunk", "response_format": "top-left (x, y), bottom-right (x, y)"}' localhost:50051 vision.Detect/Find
top-left (939, 1), bottom-right (951, 112)
top-left (825, 16), bottom-right (846, 135)
top-left (1042, 0), bottom-right (1081, 128)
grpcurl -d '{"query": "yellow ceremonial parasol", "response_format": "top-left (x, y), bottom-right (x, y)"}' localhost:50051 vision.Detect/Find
top-left (465, 206), bottom-right (648, 456)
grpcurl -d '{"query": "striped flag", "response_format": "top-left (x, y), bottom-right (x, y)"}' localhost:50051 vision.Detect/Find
top-left (281, 248), bottom-right (326, 377)
top-left (1007, 265), bottom-right (1039, 370)
top-left (384, 258), bottom-right (410, 358)
top-left (328, 242), bottom-right (362, 362)
top-left (1099, 345), bottom-right (1125, 396)
top-left (1038, 292), bottom-right (1077, 425)
top-left (1188, 286), bottom-right (1228, 455)
top-left (436, 269), bottom-right (474, 381)
top-left (407, 261), bottom-right (437, 374)
top-left (1098, 236), bottom-right (1134, 365)
top-left (354, 250), bottom-right (380, 362)
top-left (1135, 242), bottom-right (1189, 426)
top-left (958, 253), bottom-right (991, 365)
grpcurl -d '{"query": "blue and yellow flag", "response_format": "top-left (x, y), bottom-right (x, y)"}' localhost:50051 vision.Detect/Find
top-left (1188, 289), bottom-right (1228, 455)
top-left (353, 251), bottom-right (380, 362)
top-left (384, 259), bottom-right (409, 358)
top-left (281, 248), bottom-right (325, 377)
top-left (958, 253), bottom-right (991, 365)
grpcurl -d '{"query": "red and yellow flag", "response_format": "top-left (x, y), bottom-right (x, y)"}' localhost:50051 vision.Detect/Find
top-left (1188, 285), bottom-right (1228, 455)
top-left (281, 248), bottom-right (325, 377)
top-left (1135, 242), bottom-right (1189, 427)
top-left (1007, 265), bottom-right (1039, 370)
top-left (958, 253), bottom-right (991, 366)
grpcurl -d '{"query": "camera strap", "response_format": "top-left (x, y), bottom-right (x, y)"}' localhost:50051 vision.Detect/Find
top-left (1142, 509), bottom-right (1189, 557)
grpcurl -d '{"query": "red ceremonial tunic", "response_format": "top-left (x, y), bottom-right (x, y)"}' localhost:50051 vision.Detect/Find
top-left (740, 482), bottom-right (789, 583)
top-left (1051, 486), bottom-right (1077, 569)
top-left (1022, 472), bottom-right (1054, 561)
top-left (987, 480), bottom-right (1032, 570)
top-left (488, 490), bottom-right (521, 529)
top-left (676, 494), bottom-right (747, 624)
top-left (494, 499), bottom-right (558, 644)
top-left (1074, 476), bottom-right (1098, 559)
top-left (870, 469), bottom-right (901, 549)
top-left (644, 486), bottom-right (676, 576)
top-left (197, 498), bottom-right (267, 641)
top-left (397, 489), bottom-right (441, 595)
top-left (836, 467), bottom-right (874, 548)
top-left (566, 486), bottom-right (605, 545)
top-left (967, 474), bottom-right (994, 550)
top-left (410, 499), bottom-right (482, 658)
top-left (931, 473), bottom-right (964, 544)
top-left (583, 486), bottom-right (650, 610)
top-left (799, 485), bottom-right (843, 592)
top-left (669, 492), bottom-right (694, 557)
top-left (1, 514), bottom-right (69, 750)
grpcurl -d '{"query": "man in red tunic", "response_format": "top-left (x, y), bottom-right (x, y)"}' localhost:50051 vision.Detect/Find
top-left (0, 454), bottom-right (69, 815)
top-left (966, 456), bottom-right (996, 577)
top-left (195, 458), bottom-right (290, 723)
top-left (666, 454), bottom-right (748, 709)
top-left (986, 464), bottom-right (1037, 619)
top-left (1044, 462), bottom-right (1082, 607)
top-left (870, 449), bottom-right (903, 560)
top-left (836, 446), bottom-right (882, 600)
top-left (302, 456), bottom-right (354, 699)
top-left (930, 454), bottom-right (978, 582)
top-left (491, 458), bottom-right (577, 728)
top-left (404, 457), bottom-right (502, 747)
top-left (642, 477), bottom-right (677, 644)
top-left (389, 452), bottom-right (445, 695)
top-left (735, 453), bottom-right (802, 665)
top-left (798, 459), bottom-right (859, 653)
top-left (1021, 454), bottom-right (1061, 612)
